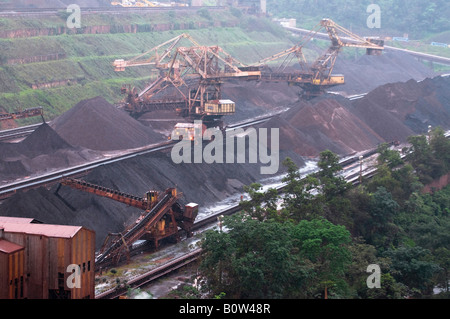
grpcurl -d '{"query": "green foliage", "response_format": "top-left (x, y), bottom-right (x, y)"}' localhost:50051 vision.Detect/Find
top-left (292, 218), bottom-right (352, 291)
top-left (365, 187), bottom-right (400, 248)
top-left (377, 143), bottom-right (404, 169)
top-left (383, 246), bottom-right (441, 295)
top-left (280, 157), bottom-right (322, 221)
top-left (406, 128), bottom-right (450, 184)
top-left (316, 150), bottom-right (350, 200)
top-left (266, 0), bottom-right (450, 38)
top-left (239, 183), bottom-right (279, 221)
top-left (365, 273), bottom-right (408, 299)
top-left (433, 247), bottom-right (450, 293)
top-left (224, 143), bottom-right (450, 298)
top-left (199, 214), bottom-right (352, 299)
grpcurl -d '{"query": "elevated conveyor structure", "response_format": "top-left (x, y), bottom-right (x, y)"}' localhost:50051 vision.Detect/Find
top-left (113, 33), bottom-right (260, 128)
top-left (0, 107), bottom-right (44, 122)
top-left (253, 18), bottom-right (384, 98)
top-left (58, 178), bottom-right (198, 268)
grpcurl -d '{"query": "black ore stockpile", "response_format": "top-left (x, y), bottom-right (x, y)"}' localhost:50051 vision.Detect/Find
top-left (0, 146), bottom-right (300, 249)
top-left (51, 96), bottom-right (164, 151)
top-left (0, 123), bottom-right (99, 182)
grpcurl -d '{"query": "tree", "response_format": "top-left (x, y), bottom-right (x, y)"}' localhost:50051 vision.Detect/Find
top-left (365, 273), bottom-right (408, 299)
top-left (199, 214), bottom-right (312, 298)
top-left (433, 247), bottom-right (450, 293)
top-left (383, 246), bottom-right (441, 296)
top-left (430, 127), bottom-right (450, 172)
top-left (292, 218), bottom-right (352, 298)
top-left (366, 187), bottom-right (400, 248)
top-left (239, 183), bottom-right (279, 221)
top-left (369, 187), bottom-right (399, 227)
top-left (315, 150), bottom-right (352, 227)
top-left (377, 143), bottom-right (404, 169)
top-left (317, 150), bottom-right (350, 200)
top-left (406, 134), bottom-right (444, 183)
top-left (280, 157), bottom-right (322, 222)
top-left (199, 215), bottom-right (352, 299)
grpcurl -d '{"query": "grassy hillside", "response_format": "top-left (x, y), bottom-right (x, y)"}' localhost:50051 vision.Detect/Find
top-left (0, 9), bottom-right (293, 124)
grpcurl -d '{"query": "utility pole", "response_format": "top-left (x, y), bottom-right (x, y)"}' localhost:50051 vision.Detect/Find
top-left (359, 155), bottom-right (363, 185)
top-left (428, 125), bottom-right (432, 144)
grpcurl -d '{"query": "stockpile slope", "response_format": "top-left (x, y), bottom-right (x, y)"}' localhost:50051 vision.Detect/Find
top-left (0, 123), bottom-right (100, 182)
top-left (259, 97), bottom-right (385, 157)
top-left (333, 50), bottom-right (437, 95)
top-left (350, 76), bottom-right (450, 139)
top-left (51, 96), bottom-right (164, 151)
top-left (0, 147), bottom-right (298, 248)
top-left (257, 75), bottom-right (450, 158)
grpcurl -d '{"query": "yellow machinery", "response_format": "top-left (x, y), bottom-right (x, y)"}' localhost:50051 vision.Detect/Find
top-left (0, 107), bottom-right (44, 122)
top-left (113, 33), bottom-right (260, 128)
top-left (112, 18), bottom-right (383, 124)
top-left (253, 18), bottom-right (384, 97)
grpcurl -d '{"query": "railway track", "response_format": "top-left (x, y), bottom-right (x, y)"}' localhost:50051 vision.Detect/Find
top-left (94, 146), bottom-right (380, 299)
top-left (0, 114), bottom-right (278, 200)
top-left (0, 141), bottom-right (175, 200)
top-left (95, 131), bottom-right (450, 298)
top-left (0, 123), bottom-right (42, 142)
top-left (95, 249), bottom-right (202, 299)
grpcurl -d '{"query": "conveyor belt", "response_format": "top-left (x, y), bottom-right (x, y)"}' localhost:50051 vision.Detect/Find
top-left (95, 191), bottom-right (174, 265)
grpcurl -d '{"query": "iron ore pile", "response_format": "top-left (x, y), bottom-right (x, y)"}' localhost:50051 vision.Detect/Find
top-left (0, 123), bottom-right (101, 182)
top-left (259, 75), bottom-right (450, 157)
top-left (50, 96), bottom-right (164, 151)
top-left (1, 50), bottom-right (449, 248)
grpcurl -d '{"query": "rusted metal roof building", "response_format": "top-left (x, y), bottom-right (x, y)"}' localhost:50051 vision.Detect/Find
top-left (0, 217), bottom-right (42, 224)
top-left (0, 218), bottom-right (95, 299)
top-left (0, 233), bottom-right (25, 299)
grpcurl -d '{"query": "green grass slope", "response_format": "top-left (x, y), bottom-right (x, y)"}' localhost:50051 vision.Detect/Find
top-left (0, 9), bottom-right (292, 125)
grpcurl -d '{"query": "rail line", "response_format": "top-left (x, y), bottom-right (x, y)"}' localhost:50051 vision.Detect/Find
top-left (0, 123), bottom-right (42, 142)
top-left (0, 115), bottom-right (278, 200)
top-left (95, 248), bottom-right (202, 299)
top-left (94, 145), bottom-right (381, 299)
top-left (95, 131), bottom-right (450, 298)
top-left (0, 141), bottom-right (175, 200)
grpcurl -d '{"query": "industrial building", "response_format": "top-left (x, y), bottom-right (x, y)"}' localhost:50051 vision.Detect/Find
top-left (0, 217), bottom-right (95, 299)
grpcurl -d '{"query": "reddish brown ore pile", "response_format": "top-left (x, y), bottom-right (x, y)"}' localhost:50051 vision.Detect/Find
top-left (259, 75), bottom-right (450, 157)
top-left (51, 96), bottom-right (164, 151)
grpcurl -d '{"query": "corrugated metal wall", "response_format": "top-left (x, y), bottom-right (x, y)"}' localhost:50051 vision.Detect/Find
top-left (0, 249), bottom-right (25, 299)
top-left (1, 228), bottom-right (95, 299)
